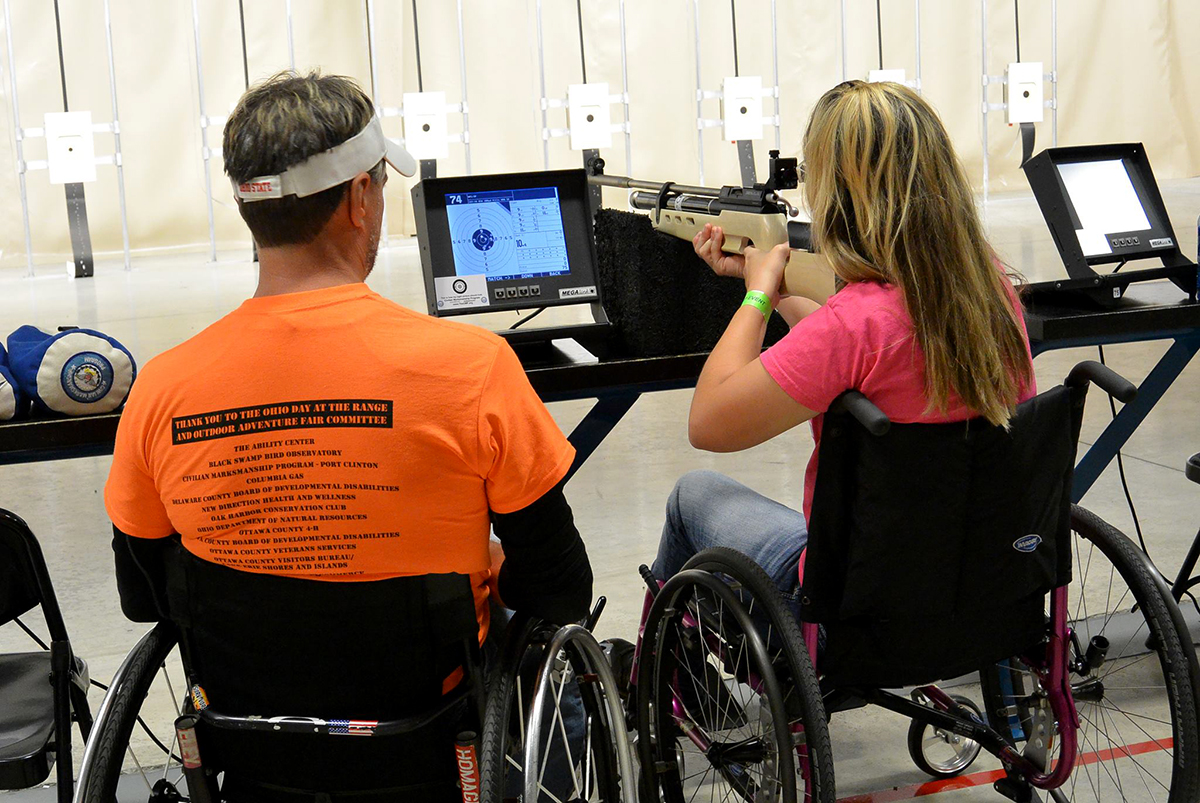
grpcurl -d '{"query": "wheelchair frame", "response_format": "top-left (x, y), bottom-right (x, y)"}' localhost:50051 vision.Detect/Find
top-left (73, 601), bottom-right (633, 803)
top-left (626, 360), bottom-right (1200, 802)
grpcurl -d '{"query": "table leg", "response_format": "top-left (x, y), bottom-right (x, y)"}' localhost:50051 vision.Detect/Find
top-left (1072, 336), bottom-right (1200, 502)
top-left (564, 393), bottom-right (641, 483)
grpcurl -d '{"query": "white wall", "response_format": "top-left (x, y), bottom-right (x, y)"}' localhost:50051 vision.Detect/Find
top-left (0, 0), bottom-right (1197, 268)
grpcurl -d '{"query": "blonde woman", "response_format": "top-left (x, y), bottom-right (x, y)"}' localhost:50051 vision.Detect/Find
top-left (652, 81), bottom-right (1036, 604)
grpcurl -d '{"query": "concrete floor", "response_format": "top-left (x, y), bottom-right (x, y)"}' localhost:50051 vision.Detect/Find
top-left (2, 179), bottom-right (1200, 801)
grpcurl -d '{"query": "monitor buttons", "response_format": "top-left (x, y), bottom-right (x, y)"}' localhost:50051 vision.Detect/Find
top-left (494, 288), bottom-right (506, 301)
top-left (530, 285), bottom-right (541, 296)
top-left (517, 286), bottom-right (530, 298)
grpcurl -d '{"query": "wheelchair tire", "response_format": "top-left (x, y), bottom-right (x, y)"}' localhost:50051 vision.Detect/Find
top-left (636, 567), bottom-right (829, 803)
top-left (982, 505), bottom-right (1200, 802)
top-left (75, 622), bottom-right (181, 803)
top-left (480, 615), bottom-right (633, 802)
top-left (905, 694), bottom-right (984, 779)
top-left (679, 547), bottom-right (835, 802)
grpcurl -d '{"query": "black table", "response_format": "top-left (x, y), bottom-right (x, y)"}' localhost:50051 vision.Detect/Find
top-left (6, 281), bottom-right (1199, 500)
top-left (0, 350), bottom-right (709, 473)
top-left (1024, 280), bottom-right (1200, 502)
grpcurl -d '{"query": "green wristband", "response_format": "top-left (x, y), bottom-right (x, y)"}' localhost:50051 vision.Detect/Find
top-left (742, 290), bottom-right (773, 321)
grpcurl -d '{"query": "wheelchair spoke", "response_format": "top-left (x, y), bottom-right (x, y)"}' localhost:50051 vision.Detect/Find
top-left (1099, 702), bottom-right (1168, 799)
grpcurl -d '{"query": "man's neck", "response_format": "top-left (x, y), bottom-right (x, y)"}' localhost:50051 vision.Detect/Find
top-left (253, 240), bottom-right (367, 298)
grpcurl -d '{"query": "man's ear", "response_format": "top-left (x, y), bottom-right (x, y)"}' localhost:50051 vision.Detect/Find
top-left (347, 172), bottom-right (371, 229)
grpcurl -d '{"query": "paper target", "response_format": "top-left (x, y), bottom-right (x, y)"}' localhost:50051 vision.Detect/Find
top-left (448, 202), bottom-right (518, 277)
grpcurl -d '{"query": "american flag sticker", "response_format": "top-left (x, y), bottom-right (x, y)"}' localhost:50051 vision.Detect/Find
top-left (329, 719), bottom-right (379, 736)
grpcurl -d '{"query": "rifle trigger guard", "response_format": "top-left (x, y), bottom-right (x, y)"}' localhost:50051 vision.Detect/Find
top-left (653, 182), bottom-right (675, 225)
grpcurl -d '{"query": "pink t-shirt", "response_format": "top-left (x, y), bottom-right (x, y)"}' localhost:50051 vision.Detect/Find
top-left (761, 279), bottom-right (1035, 522)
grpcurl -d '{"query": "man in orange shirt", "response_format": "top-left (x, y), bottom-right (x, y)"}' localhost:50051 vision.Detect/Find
top-left (106, 72), bottom-right (592, 651)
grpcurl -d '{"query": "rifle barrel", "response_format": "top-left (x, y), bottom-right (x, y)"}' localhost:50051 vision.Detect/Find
top-left (629, 191), bottom-right (720, 215)
top-left (586, 173), bottom-right (718, 198)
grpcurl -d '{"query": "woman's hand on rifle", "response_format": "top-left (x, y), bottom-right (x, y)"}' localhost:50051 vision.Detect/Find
top-left (693, 224), bottom-right (746, 280)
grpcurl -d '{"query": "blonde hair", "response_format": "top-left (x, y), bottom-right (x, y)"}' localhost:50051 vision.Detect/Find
top-left (802, 81), bottom-right (1031, 427)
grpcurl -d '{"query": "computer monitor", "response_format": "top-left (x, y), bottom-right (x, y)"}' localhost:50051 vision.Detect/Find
top-left (1023, 142), bottom-right (1195, 304)
top-left (412, 169), bottom-right (603, 317)
top-left (1025, 143), bottom-right (1190, 271)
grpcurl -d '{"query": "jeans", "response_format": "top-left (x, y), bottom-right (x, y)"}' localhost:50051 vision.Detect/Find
top-left (652, 470), bottom-right (809, 614)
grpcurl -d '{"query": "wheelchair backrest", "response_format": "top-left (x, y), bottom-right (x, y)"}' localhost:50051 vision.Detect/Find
top-left (801, 383), bottom-right (1083, 687)
top-left (163, 547), bottom-right (483, 796)
top-left (164, 545), bottom-right (480, 719)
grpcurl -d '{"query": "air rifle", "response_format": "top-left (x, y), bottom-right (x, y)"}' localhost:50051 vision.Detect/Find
top-left (587, 151), bottom-right (837, 303)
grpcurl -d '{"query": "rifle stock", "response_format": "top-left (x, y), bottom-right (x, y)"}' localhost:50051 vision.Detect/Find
top-left (653, 207), bottom-right (836, 303)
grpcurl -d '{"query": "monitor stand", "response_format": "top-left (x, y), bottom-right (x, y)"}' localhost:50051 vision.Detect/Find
top-left (495, 302), bottom-right (613, 366)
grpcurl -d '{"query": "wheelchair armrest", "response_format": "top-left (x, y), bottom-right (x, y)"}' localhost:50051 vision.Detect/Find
top-left (829, 391), bottom-right (890, 436)
top-left (1066, 361), bottom-right (1137, 404)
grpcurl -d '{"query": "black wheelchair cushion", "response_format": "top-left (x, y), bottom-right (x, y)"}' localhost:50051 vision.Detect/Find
top-left (164, 547), bottom-right (480, 796)
top-left (0, 652), bottom-right (54, 789)
top-left (802, 384), bottom-right (1080, 688)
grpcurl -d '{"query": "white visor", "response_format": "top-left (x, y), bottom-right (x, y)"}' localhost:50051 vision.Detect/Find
top-left (232, 116), bottom-right (416, 202)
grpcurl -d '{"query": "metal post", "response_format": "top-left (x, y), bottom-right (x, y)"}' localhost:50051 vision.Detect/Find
top-left (535, 0), bottom-right (549, 170)
top-left (618, 0), bottom-right (631, 172)
top-left (102, 0), bottom-right (130, 270)
top-left (840, 0), bottom-right (848, 82)
top-left (456, 0), bottom-right (472, 174)
top-left (191, 0), bottom-right (217, 262)
top-left (692, 0), bottom-right (705, 184)
top-left (365, 0), bottom-right (379, 104)
top-left (285, 0), bottom-right (295, 70)
top-left (980, 0), bottom-right (989, 206)
top-left (914, 0), bottom-right (922, 93)
top-left (770, 0), bottom-right (780, 149)
top-left (3, 0), bottom-right (34, 276)
top-left (1050, 0), bottom-right (1058, 146)
top-left (363, 0), bottom-right (388, 241)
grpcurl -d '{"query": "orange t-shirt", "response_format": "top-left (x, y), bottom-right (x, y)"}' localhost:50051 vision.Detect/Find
top-left (104, 282), bottom-right (575, 637)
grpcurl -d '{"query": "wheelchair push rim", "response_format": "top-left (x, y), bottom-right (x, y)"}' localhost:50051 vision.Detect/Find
top-left (524, 623), bottom-right (636, 803)
top-left (637, 568), bottom-right (799, 803)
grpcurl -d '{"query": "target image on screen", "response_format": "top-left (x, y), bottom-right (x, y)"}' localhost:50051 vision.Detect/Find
top-left (444, 187), bottom-right (571, 281)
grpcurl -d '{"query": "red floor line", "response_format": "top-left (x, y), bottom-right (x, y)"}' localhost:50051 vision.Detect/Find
top-left (835, 737), bottom-right (1174, 803)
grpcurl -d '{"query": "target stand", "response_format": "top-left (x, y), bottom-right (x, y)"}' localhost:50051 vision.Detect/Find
top-left (692, 0), bottom-right (782, 187)
top-left (534, 0), bottom-right (632, 217)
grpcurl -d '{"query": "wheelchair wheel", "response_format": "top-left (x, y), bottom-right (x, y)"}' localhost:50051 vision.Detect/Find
top-left (75, 622), bottom-right (192, 803)
top-left (905, 694), bottom-right (984, 779)
top-left (678, 547), bottom-right (835, 802)
top-left (636, 566), bottom-right (830, 803)
top-left (984, 505), bottom-right (1200, 802)
top-left (480, 616), bottom-right (635, 802)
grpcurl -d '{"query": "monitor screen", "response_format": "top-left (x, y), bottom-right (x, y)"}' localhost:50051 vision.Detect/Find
top-left (445, 187), bottom-right (571, 281)
top-left (1056, 159), bottom-right (1151, 256)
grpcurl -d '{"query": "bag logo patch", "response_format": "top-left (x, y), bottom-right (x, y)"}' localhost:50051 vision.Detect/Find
top-left (60, 351), bottom-right (113, 404)
top-left (1014, 534), bottom-right (1042, 553)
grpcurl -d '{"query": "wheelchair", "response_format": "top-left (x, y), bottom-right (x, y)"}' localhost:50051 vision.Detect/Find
top-left (72, 545), bottom-right (632, 803)
top-left (628, 360), bottom-right (1200, 802)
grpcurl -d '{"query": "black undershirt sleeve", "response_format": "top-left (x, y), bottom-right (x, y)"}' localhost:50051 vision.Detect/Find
top-left (111, 526), bottom-right (173, 623)
top-left (492, 480), bottom-right (593, 626)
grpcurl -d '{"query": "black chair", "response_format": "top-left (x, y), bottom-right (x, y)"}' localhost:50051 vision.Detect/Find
top-left (0, 508), bottom-right (92, 803)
